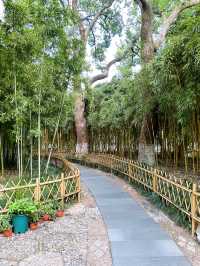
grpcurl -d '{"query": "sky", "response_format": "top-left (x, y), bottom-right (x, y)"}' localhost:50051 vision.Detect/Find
top-left (0, 1), bottom-right (3, 20)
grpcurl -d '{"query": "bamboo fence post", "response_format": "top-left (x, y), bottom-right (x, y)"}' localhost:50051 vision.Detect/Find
top-left (60, 173), bottom-right (65, 209)
top-left (110, 155), bottom-right (113, 174)
top-left (191, 183), bottom-right (197, 237)
top-left (34, 178), bottom-right (41, 203)
top-left (77, 171), bottom-right (81, 203)
top-left (128, 161), bottom-right (131, 183)
top-left (153, 169), bottom-right (158, 193)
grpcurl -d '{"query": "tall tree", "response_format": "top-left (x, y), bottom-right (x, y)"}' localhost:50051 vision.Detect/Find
top-left (134, 0), bottom-right (200, 165)
top-left (63, 0), bottom-right (123, 153)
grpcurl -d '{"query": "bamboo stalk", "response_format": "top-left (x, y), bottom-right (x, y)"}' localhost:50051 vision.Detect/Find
top-left (191, 183), bottom-right (197, 237)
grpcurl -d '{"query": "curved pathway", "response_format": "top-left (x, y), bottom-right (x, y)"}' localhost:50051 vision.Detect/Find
top-left (79, 164), bottom-right (191, 266)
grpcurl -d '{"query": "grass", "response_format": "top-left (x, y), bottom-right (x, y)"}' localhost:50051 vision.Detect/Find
top-left (1, 159), bottom-right (62, 187)
top-left (0, 159), bottom-right (64, 210)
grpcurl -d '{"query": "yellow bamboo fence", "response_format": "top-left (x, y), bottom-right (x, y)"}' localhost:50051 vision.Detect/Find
top-left (0, 153), bottom-right (80, 214)
top-left (71, 153), bottom-right (200, 236)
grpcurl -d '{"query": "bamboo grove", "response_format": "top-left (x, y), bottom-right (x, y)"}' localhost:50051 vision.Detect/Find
top-left (1, 0), bottom-right (200, 179)
top-left (86, 6), bottom-right (200, 174)
top-left (0, 0), bottom-right (83, 178)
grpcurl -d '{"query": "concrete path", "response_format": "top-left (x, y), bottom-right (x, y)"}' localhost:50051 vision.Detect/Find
top-left (79, 165), bottom-right (191, 266)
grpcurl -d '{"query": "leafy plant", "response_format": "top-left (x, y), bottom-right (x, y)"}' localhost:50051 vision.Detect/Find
top-left (51, 200), bottom-right (63, 211)
top-left (29, 208), bottom-right (40, 223)
top-left (40, 203), bottom-right (56, 220)
top-left (0, 214), bottom-right (12, 232)
top-left (8, 198), bottom-right (37, 216)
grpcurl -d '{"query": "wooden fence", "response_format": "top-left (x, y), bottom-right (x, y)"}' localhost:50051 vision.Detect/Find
top-left (75, 153), bottom-right (200, 236)
top-left (0, 154), bottom-right (80, 213)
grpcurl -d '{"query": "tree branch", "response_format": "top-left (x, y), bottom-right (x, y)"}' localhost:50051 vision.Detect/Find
top-left (134, 0), bottom-right (149, 10)
top-left (59, 0), bottom-right (65, 8)
top-left (81, 14), bottom-right (95, 22)
top-left (156, 0), bottom-right (200, 48)
top-left (90, 57), bottom-right (122, 85)
top-left (71, 0), bottom-right (77, 9)
top-left (86, 0), bottom-right (115, 36)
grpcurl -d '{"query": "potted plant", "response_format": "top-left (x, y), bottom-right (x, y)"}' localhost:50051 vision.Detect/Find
top-left (53, 201), bottom-right (65, 217)
top-left (29, 211), bottom-right (40, 230)
top-left (8, 198), bottom-right (37, 234)
top-left (40, 203), bottom-right (56, 221)
top-left (0, 214), bottom-right (12, 237)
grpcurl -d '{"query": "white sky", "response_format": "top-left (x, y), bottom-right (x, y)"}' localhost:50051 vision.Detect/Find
top-left (0, 1), bottom-right (4, 20)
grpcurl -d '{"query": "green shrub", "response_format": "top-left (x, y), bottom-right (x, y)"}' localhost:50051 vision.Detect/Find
top-left (29, 211), bottom-right (40, 223)
top-left (8, 198), bottom-right (37, 216)
top-left (0, 214), bottom-right (11, 232)
top-left (40, 203), bottom-right (56, 220)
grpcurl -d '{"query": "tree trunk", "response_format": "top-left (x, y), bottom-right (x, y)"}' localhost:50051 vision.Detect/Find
top-left (138, 0), bottom-right (156, 165)
top-left (74, 93), bottom-right (88, 154)
top-left (138, 115), bottom-right (155, 165)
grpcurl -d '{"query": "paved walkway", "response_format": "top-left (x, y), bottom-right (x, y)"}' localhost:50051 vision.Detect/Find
top-left (79, 165), bottom-right (191, 266)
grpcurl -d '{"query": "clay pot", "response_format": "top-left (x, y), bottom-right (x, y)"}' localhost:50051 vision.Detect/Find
top-left (56, 210), bottom-right (64, 217)
top-left (30, 222), bottom-right (38, 230)
top-left (42, 214), bottom-right (50, 221)
top-left (3, 229), bottom-right (12, 237)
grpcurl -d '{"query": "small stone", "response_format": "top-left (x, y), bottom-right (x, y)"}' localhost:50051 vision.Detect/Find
top-left (19, 252), bottom-right (63, 266)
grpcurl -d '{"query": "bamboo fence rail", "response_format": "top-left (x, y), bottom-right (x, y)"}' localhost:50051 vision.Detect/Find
top-left (0, 153), bottom-right (80, 213)
top-left (73, 153), bottom-right (200, 236)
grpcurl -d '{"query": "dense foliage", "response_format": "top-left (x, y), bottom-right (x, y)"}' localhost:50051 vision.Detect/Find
top-left (0, 0), bottom-right (83, 173)
top-left (87, 6), bottom-right (200, 171)
top-left (1, 0), bottom-right (200, 175)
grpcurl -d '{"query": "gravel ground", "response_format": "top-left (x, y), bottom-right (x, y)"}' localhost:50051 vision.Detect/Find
top-left (0, 183), bottom-right (112, 266)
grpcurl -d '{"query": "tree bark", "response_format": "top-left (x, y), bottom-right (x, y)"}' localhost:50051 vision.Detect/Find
top-left (71, 1), bottom-right (115, 154)
top-left (74, 93), bottom-right (88, 153)
top-left (137, 0), bottom-right (156, 165)
top-left (139, 0), bottom-right (154, 63)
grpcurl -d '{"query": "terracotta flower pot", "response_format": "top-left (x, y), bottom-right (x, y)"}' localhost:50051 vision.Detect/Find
top-left (56, 210), bottom-right (64, 217)
top-left (42, 214), bottom-right (50, 221)
top-left (3, 229), bottom-right (12, 237)
top-left (30, 222), bottom-right (38, 230)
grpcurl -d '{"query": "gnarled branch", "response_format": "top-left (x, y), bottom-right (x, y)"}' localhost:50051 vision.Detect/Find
top-left (90, 57), bottom-right (122, 85)
top-left (156, 0), bottom-right (200, 48)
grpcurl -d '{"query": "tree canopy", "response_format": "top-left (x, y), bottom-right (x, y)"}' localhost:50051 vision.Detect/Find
top-left (1, 0), bottom-right (200, 174)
